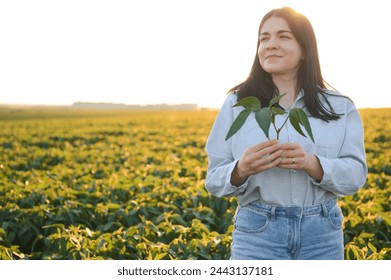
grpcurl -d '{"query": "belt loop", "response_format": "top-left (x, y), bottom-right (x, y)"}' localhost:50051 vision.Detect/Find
top-left (270, 206), bottom-right (276, 221)
top-left (321, 203), bottom-right (329, 217)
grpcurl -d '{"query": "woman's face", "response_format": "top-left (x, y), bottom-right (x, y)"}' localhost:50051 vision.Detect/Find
top-left (258, 16), bottom-right (303, 79)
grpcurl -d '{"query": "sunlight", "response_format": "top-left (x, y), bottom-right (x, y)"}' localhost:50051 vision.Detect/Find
top-left (0, 0), bottom-right (389, 108)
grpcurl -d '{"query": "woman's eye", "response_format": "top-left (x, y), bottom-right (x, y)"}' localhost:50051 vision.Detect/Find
top-left (280, 34), bottom-right (292, 39)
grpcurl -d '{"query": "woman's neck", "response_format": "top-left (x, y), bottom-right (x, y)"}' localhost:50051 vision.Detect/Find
top-left (272, 76), bottom-right (298, 109)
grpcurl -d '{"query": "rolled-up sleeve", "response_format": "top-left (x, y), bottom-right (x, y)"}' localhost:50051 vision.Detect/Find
top-left (312, 101), bottom-right (368, 196)
top-left (205, 94), bottom-right (249, 198)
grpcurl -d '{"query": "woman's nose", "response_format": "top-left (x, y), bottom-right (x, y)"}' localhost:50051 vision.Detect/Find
top-left (266, 38), bottom-right (278, 50)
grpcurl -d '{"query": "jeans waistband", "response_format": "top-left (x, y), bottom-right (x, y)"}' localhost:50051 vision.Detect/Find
top-left (249, 198), bottom-right (338, 219)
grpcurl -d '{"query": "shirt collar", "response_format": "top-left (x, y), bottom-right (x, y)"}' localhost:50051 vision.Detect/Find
top-left (276, 90), bottom-right (304, 111)
top-left (291, 89), bottom-right (305, 109)
top-left (297, 89), bottom-right (304, 100)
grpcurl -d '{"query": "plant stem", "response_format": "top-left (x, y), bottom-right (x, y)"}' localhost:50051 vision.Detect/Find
top-left (275, 115), bottom-right (290, 141)
top-left (272, 121), bottom-right (279, 140)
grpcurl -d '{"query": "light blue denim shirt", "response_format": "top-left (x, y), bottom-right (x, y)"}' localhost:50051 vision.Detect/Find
top-left (205, 90), bottom-right (368, 207)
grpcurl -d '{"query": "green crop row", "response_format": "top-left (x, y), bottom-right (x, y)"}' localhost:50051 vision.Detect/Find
top-left (0, 108), bottom-right (390, 259)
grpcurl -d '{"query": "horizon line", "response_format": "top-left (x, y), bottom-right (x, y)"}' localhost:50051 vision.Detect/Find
top-left (0, 102), bottom-right (220, 110)
top-left (0, 102), bottom-right (389, 110)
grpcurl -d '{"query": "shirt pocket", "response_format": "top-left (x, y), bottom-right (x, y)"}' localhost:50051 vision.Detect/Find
top-left (301, 118), bottom-right (346, 158)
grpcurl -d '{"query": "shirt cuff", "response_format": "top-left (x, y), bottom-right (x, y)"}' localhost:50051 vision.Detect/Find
top-left (225, 160), bottom-right (250, 194)
top-left (310, 155), bottom-right (332, 186)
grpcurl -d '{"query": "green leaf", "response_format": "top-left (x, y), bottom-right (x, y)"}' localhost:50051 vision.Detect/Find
top-left (296, 108), bottom-right (315, 143)
top-left (289, 109), bottom-right (306, 138)
top-left (171, 213), bottom-right (187, 226)
top-left (346, 244), bottom-right (360, 260)
top-left (269, 93), bottom-right (287, 107)
top-left (233, 96), bottom-right (260, 111)
top-left (255, 108), bottom-right (271, 139)
top-left (154, 252), bottom-right (168, 260)
top-left (225, 109), bottom-right (251, 141)
top-left (271, 106), bottom-right (285, 124)
top-left (289, 108), bottom-right (315, 143)
top-left (368, 242), bottom-right (377, 254)
top-left (270, 106), bottom-right (285, 116)
top-left (358, 232), bottom-right (375, 239)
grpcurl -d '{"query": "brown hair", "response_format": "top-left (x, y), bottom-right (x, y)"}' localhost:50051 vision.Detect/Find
top-left (230, 7), bottom-right (342, 121)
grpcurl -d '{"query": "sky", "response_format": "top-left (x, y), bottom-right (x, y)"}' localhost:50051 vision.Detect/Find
top-left (0, 0), bottom-right (390, 109)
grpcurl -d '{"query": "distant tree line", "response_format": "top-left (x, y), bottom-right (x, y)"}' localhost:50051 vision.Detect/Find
top-left (72, 102), bottom-right (199, 110)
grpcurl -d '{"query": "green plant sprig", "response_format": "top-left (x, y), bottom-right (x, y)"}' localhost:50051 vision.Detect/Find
top-left (225, 93), bottom-right (315, 143)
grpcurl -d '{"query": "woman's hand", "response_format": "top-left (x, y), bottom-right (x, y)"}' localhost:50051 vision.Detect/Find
top-left (278, 142), bottom-right (324, 181)
top-left (231, 139), bottom-right (283, 186)
top-left (278, 142), bottom-right (308, 169)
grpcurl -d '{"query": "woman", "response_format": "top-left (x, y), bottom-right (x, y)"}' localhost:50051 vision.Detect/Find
top-left (205, 7), bottom-right (367, 260)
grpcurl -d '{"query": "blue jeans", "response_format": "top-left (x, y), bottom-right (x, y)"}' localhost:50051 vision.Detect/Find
top-left (231, 198), bottom-right (344, 260)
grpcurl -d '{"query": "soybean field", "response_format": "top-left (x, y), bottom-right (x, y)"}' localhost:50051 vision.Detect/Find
top-left (0, 107), bottom-right (389, 260)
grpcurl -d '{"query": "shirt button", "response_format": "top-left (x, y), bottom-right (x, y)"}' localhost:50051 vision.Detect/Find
top-left (292, 169), bottom-right (296, 173)
top-left (293, 199), bottom-right (298, 204)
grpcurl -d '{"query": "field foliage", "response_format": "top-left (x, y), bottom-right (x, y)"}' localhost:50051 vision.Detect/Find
top-left (0, 107), bottom-right (390, 260)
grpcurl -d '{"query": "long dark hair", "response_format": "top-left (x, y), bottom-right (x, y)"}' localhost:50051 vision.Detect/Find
top-left (230, 7), bottom-right (342, 121)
